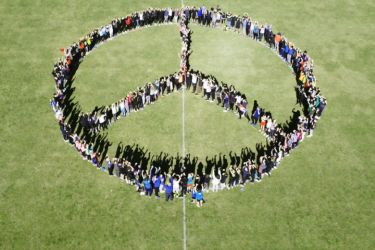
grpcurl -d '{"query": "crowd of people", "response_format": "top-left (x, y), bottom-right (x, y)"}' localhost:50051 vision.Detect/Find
top-left (50, 5), bottom-right (326, 207)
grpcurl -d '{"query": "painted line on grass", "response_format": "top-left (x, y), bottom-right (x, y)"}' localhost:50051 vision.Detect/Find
top-left (182, 79), bottom-right (187, 250)
top-left (181, 1), bottom-right (187, 249)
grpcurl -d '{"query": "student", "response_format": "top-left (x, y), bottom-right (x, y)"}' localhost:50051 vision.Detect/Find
top-left (92, 153), bottom-right (99, 167)
top-left (229, 166), bottom-right (236, 188)
top-left (153, 174), bottom-right (161, 198)
top-left (239, 98), bottom-right (250, 122)
top-left (187, 173), bottom-right (194, 193)
top-left (191, 185), bottom-right (197, 204)
top-left (195, 186), bottom-right (204, 207)
top-left (173, 174), bottom-right (180, 196)
top-left (241, 163), bottom-right (249, 185)
top-left (216, 86), bottom-right (222, 105)
top-left (211, 169), bottom-right (220, 192)
top-left (165, 177), bottom-right (173, 202)
top-left (223, 92), bottom-right (229, 112)
top-left (119, 99), bottom-right (126, 117)
top-left (191, 73), bottom-right (198, 93)
top-left (180, 173), bottom-right (187, 197)
top-left (159, 174), bottom-right (165, 193)
top-left (186, 72), bottom-right (192, 90)
top-left (220, 169), bottom-right (227, 190)
top-left (252, 107), bottom-right (261, 125)
top-left (111, 103), bottom-right (118, 120)
top-left (143, 176), bottom-right (152, 197)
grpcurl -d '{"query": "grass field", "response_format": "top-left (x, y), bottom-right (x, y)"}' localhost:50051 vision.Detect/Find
top-left (1, 0), bottom-right (374, 249)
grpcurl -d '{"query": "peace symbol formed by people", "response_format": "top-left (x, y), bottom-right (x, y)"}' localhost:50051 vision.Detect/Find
top-left (50, 5), bottom-right (327, 203)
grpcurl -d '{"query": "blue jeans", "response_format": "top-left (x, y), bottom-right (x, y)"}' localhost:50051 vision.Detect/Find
top-left (166, 192), bottom-right (173, 201)
top-left (145, 188), bottom-right (152, 196)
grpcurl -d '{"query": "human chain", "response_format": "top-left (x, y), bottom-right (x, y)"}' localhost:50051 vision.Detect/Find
top-left (50, 5), bottom-right (326, 206)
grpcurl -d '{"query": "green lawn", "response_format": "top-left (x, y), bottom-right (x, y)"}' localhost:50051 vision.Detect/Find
top-left (189, 24), bottom-right (296, 123)
top-left (74, 24), bottom-right (181, 111)
top-left (1, 0), bottom-right (374, 249)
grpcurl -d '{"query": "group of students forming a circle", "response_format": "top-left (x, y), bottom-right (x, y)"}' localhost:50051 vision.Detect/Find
top-left (50, 5), bottom-right (326, 207)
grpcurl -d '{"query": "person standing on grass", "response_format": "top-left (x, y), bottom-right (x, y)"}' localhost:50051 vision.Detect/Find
top-left (196, 73), bottom-right (202, 94)
top-left (219, 169), bottom-right (227, 190)
top-left (202, 78), bottom-right (208, 99)
top-left (195, 186), bottom-right (204, 207)
top-left (239, 97), bottom-right (251, 122)
top-left (242, 16), bottom-right (247, 35)
top-left (228, 166), bottom-right (236, 188)
top-left (152, 174), bottom-right (161, 198)
top-left (186, 72), bottom-right (192, 90)
top-left (234, 92), bottom-right (242, 114)
top-left (229, 91), bottom-right (236, 112)
top-left (180, 173), bottom-right (187, 197)
top-left (173, 174), bottom-right (180, 197)
top-left (251, 107), bottom-right (261, 125)
top-left (216, 85), bottom-right (222, 105)
top-left (211, 169), bottom-right (220, 192)
top-left (111, 103), bottom-right (118, 120)
top-left (119, 99), bottom-right (126, 117)
top-left (259, 25), bottom-right (265, 41)
top-left (191, 72), bottom-right (198, 93)
top-left (187, 173), bottom-right (194, 193)
top-left (210, 82), bottom-right (216, 102)
top-left (223, 92), bottom-right (229, 112)
top-left (274, 32), bottom-right (282, 52)
top-left (165, 177), bottom-right (173, 202)
top-left (143, 175), bottom-right (152, 197)
top-left (242, 162), bottom-right (249, 185)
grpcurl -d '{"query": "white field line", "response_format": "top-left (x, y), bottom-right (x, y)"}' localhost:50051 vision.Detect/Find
top-left (181, 47), bottom-right (187, 250)
top-left (180, 1), bottom-right (187, 249)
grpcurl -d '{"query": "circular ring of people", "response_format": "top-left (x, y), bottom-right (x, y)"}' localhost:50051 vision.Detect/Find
top-left (51, 5), bottom-right (327, 207)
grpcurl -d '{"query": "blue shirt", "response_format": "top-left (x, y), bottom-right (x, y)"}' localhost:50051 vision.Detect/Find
top-left (196, 191), bottom-right (203, 201)
top-left (154, 177), bottom-right (161, 188)
top-left (143, 180), bottom-right (151, 190)
top-left (284, 45), bottom-right (289, 54)
top-left (187, 177), bottom-right (193, 185)
top-left (253, 108), bottom-right (261, 119)
top-left (165, 184), bottom-right (173, 194)
top-left (288, 48), bottom-right (295, 55)
top-left (198, 9), bottom-right (202, 17)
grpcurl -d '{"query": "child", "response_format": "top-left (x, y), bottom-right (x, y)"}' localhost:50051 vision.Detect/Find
top-left (153, 174), bottom-right (161, 198)
top-left (165, 177), bottom-right (173, 202)
top-left (143, 176), bottom-right (152, 197)
top-left (159, 174), bottom-right (165, 193)
top-left (187, 173), bottom-right (194, 193)
top-left (223, 92), bottom-right (229, 112)
top-left (195, 186), bottom-right (204, 208)
top-left (211, 169), bottom-right (220, 192)
top-left (173, 174), bottom-right (180, 196)
top-left (191, 185), bottom-right (197, 204)
top-left (220, 169), bottom-right (227, 190)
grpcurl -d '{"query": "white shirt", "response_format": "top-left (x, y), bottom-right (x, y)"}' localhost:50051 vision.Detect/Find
top-left (111, 104), bottom-right (117, 114)
top-left (192, 74), bottom-right (198, 84)
top-left (99, 114), bottom-right (106, 123)
top-left (212, 176), bottom-right (220, 185)
top-left (119, 102), bottom-right (125, 110)
top-left (235, 95), bottom-right (242, 104)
